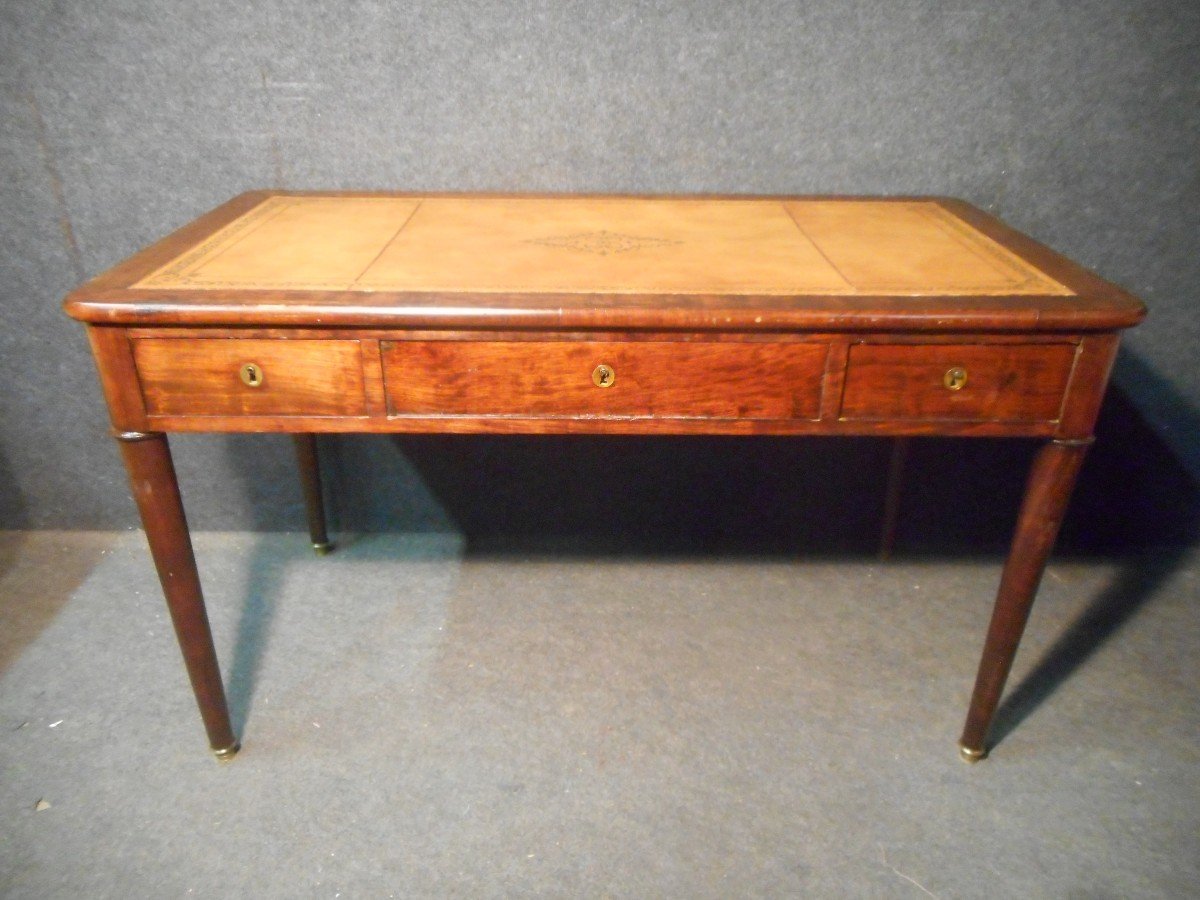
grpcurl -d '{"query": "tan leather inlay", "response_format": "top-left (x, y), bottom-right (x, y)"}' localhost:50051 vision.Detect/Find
top-left (138, 197), bottom-right (422, 290)
top-left (136, 196), bottom-right (1072, 296)
top-left (783, 201), bottom-right (1066, 294)
top-left (359, 198), bottom-right (852, 294)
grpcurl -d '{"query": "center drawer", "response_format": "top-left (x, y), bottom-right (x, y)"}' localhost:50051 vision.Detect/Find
top-left (381, 341), bottom-right (827, 419)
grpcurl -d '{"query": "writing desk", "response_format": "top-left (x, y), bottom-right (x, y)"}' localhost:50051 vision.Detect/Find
top-left (64, 192), bottom-right (1145, 762)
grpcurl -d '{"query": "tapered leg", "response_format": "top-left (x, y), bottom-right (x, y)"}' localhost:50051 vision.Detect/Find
top-left (116, 431), bottom-right (238, 760)
top-left (293, 434), bottom-right (332, 555)
top-left (958, 438), bottom-right (1092, 762)
top-left (879, 437), bottom-right (910, 560)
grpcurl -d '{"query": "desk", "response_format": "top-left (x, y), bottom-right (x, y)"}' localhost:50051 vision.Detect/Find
top-left (64, 192), bottom-right (1145, 762)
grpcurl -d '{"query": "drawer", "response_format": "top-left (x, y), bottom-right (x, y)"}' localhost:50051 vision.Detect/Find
top-left (133, 339), bottom-right (367, 417)
top-left (382, 341), bottom-right (827, 419)
top-left (840, 343), bottom-right (1076, 422)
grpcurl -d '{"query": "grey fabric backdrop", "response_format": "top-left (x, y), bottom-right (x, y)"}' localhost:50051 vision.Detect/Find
top-left (1, 1), bottom-right (1197, 545)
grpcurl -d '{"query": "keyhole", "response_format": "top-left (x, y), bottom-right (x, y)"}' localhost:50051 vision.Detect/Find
top-left (240, 363), bottom-right (263, 387)
top-left (592, 364), bottom-right (615, 388)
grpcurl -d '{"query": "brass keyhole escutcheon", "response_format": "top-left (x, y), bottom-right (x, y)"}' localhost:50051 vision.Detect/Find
top-left (943, 366), bottom-right (968, 391)
top-left (592, 364), bottom-right (615, 388)
top-left (239, 363), bottom-right (264, 388)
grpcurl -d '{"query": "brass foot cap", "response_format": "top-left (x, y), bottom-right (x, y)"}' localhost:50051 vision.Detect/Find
top-left (958, 744), bottom-right (988, 763)
top-left (312, 542), bottom-right (334, 556)
top-left (212, 742), bottom-right (241, 762)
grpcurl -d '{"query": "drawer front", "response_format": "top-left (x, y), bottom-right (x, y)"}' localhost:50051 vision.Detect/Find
top-left (382, 341), bottom-right (827, 419)
top-left (840, 343), bottom-right (1076, 422)
top-left (134, 339), bottom-right (367, 417)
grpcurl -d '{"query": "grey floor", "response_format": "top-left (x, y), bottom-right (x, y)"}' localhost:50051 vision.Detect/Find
top-left (1, 530), bottom-right (1196, 897)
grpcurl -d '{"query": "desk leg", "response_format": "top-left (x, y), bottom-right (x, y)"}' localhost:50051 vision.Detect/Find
top-left (958, 437), bottom-right (1091, 762)
top-left (293, 434), bottom-right (333, 555)
top-left (116, 431), bottom-right (239, 760)
top-left (879, 436), bottom-right (910, 560)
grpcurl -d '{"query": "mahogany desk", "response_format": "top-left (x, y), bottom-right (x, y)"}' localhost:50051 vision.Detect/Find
top-left (64, 192), bottom-right (1145, 762)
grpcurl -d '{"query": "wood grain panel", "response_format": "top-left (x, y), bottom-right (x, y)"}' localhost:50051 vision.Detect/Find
top-left (1055, 333), bottom-right (1120, 439)
top-left (382, 341), bottom-right (827, 420)
top-left (87, 326), bottom-right (148, 431)
top-left (133, 339), bottom-right (367, 417)
top-left (840, 343), bottom-right (1076, 422)
top-left (138, 412), bottom-right (1061, 438)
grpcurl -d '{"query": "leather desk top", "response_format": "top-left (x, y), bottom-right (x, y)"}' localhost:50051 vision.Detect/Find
top-left (64, 192), bottom-right (1144, 333)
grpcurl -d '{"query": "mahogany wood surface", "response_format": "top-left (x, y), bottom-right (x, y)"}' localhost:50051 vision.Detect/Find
top-left (958, 438), bottom-right (1092, 759)
top-left (115, 432), bottom-right (237, 757)
top-left (382, 340), bottom-right (827, 419)
top-left (293, 434), bottom-right (331, 553)
top-left (64, 192), bottom-right (1146, 762)
top-left (1056, 333), bottom-right (1122, 439)
top-left (129, 410), bottom-right (1071, 438)
top-left (840, 343), bottom-right (1077, 423)
top-left (133, 337), bottom-right (368, 418)
top-left (879, 437), bottom-right (910, 562)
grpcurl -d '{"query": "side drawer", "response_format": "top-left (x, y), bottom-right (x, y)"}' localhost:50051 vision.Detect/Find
top-left (133, 338), bottom-right (367, 417)
top-left (382, 341), bottom-right (828, 419)
top-left (840, 343), bottom-right (1076, 423)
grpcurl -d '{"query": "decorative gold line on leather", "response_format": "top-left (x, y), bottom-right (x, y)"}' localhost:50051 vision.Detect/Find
top-left (353, 200), bottom-right (424, 282)
top-left (136, 197), bottom-right (423, 290)
top-left (149, 280), bottom-right (857, 292)
top-left (785, 201), bottom-right (1072, 295)
top-left (524, 230), bottom-right (682, 256)
top-left (133, 196), bottom-right (1073, 296)
top-left (915, 204), bottom-right (1068, 294)
top-left (136, 197), bottom-right (294, 287)
top-left (781, 203), bottom-right (856, 291)
top-left (178, 199), bottom-right (296, 275)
